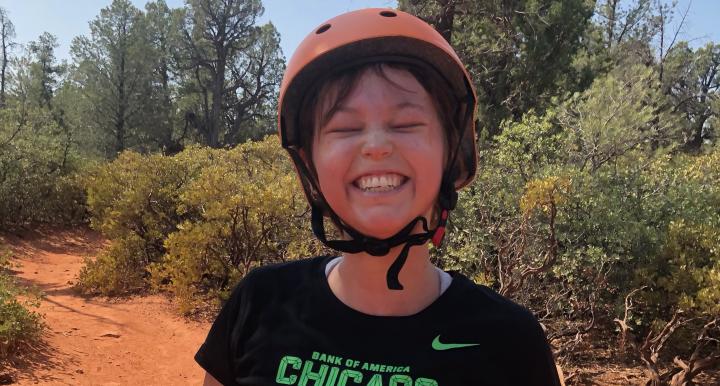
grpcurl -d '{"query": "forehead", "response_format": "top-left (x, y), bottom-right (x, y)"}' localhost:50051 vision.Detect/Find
top-left (316, 65), bottom-right (434, 122)
top-left (353, 67), bottom-right (426, 99)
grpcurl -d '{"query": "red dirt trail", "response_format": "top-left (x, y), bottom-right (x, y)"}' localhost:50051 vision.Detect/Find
top-left (1, 228), bottom-right (211, 386)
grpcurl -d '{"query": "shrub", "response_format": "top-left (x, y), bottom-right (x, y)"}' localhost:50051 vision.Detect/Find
top-left (80, 136), bottom-right (325, 312)
top-left (0, 243), bottom-right (44, 361)
top-left (0, 135), bottom-right (88, 229)
top-left (79, 146), bottom-right (216, 295)
top-left (150, 136), bottom-right (323, 313)
top-left (75, 235), bottom-right (148, 296)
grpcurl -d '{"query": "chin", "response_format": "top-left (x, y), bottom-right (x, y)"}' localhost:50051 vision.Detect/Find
top-left (362, 228), bottom-right (400, 240)
top-left (351, 216), bottom-right (414, 240)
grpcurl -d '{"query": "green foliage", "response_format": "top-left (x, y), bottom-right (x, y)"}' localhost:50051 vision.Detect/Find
top-left (559, 64), bottom-right (681, 172)
top-left (399, 0), bottom-right (595, 134)
top-left (0, 26), bottom-right (90, 230)
top-left (179, 0), bottom-right (284, 148)
top-left (439, 110), bottom-right (566, 279)
top-left (633, 150), bottom-right (720, 314)
top-left (0, 104), bottom-right (87, 229)
top-left (150, 136), bottom-right (322, 313)
top-left (652, 221), bottom-right (720, 313)
top-left (0, 243), bottom-right (44, 361)
top-left (663, 42), bottom-right (720, 149)
top-left (71, 0), bottom-right (155, 155)
top-left (76, 234), bottom-right (149, 296)
top-left (80, 136), bottom-right (323, 312)
top-left (26, 32), bottom-right (63, 108)
top-left (439, 92), bottom-right (720, 359)
top-left (79, 145), bottom-right (216, 295)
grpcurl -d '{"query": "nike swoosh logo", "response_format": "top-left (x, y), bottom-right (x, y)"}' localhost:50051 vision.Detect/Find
top-left (432, 335), bottom-right (480, 351)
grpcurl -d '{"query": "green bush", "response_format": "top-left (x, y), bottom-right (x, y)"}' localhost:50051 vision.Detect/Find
top-left (150, 137), bottom-right (323, 313)
top-left (631, 151), bottom-right (720, 328)
top-left (79, 146), bottom-right (216, 295)
top-left (75, 234), bottom-right (148, 296)
top-left (0, 243), bottom-right (44, 361)
top-left (80, 136), bottom-right (325, 312)
top-left (0, 112), bottom-right (88, 229)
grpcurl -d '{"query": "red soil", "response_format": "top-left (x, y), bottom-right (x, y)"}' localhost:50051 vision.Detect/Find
top-left (0, 227), bottom-right (211, 386)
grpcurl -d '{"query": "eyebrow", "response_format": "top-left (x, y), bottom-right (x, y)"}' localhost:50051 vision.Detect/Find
top-left (333, 101), bottom-right (426, 115)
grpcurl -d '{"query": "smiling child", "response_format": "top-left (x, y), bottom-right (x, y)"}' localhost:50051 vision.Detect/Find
top-left (195, 8), bottom-right (563, 386)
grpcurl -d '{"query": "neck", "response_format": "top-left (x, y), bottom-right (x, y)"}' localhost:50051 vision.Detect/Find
top-left (327, 242), bottom-right (440, 316)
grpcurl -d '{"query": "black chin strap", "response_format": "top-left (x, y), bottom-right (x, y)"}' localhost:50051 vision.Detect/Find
top-left (310, 176), bottom-right (457, 290)
top-left (385, 221), bottom-right (435, 289)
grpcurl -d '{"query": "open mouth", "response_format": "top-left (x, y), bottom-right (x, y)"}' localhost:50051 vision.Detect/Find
top-left (353, 173), bottom-right (409, 193)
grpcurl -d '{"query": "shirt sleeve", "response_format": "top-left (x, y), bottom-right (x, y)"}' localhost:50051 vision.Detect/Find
top-left (194, 272), bottom-right (254, 386)
top-left (518, 316), bottom-right (564, 386)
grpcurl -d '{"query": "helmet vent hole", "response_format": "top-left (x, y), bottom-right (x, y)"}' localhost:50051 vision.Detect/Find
top-left (379, 11), bottom-right (397, 17)
top-left (316, 24), bottom-right (331, 34)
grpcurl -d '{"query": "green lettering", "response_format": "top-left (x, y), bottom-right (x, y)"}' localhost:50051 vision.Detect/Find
top-left (298, 360), bottom-right (328, 386)
top-left (389, 375), bottom-right (413, 386)
top-left (414, 378), bottom-right (438, 386)
top-left (337, 369), bottom-right (363, 385)
top-left (367, 373), bottom-right (384, 386)
top-left (369, 364), bottom-right (380, 371)
top-left (326, 367), bottom-right (340, 386)
top-left (276, 355), bottom-right (303, 385)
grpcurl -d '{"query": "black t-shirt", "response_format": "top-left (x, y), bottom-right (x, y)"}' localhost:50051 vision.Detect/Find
top-left (195, 256), bottom-right (562, 386)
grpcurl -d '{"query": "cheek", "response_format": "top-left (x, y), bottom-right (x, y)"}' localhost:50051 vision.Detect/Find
top-left (408, 130), bottom-right (446, 198)
top-left (408, 131), bottom-right (446, 173)
top-left (312, 140), bottom-right (353, 196)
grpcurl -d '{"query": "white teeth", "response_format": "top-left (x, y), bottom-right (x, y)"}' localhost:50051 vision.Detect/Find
top-left (356, 173), bottom-right (404, 192)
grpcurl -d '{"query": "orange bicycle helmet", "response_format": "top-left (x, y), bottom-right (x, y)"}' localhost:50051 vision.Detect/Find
top-left (278, 8), bottom-right (478, 290)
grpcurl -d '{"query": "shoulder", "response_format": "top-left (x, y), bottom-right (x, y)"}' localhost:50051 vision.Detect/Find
top-left (448, 272), bottom-right (547, 339)
top-left (242, 255), bottom-right (329, 286)
top-left (227, 255), bottom-right (331, 302)
top-left (446, 274), bottom-right (561, 383)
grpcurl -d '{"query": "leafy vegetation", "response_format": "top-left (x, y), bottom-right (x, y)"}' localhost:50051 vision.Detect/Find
top-left (0, 243), bottom-right (44, 362)
top-left (78, 136), bottom-right (325, 314)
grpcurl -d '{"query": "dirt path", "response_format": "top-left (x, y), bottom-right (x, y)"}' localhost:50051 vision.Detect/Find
top-left (1, 228), bottom-right (211, 386)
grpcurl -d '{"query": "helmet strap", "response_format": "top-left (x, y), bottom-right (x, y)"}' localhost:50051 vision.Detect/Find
top-left (309, 174), bottom-right (457, 290)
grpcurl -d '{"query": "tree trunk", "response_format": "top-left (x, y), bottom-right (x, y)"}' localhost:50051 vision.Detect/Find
top-left (115, 50), bottom-right (127, 154)
top-left (436, 0), bottom-right (456, 43)
top-left (208, 58), bottom-right (225, 148)
top-left (683, 115), bottom-right (708, 151)
top-left (0, 22), bottom-right (9, 108)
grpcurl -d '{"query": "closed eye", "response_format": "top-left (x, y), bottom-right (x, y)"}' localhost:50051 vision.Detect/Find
top-left (327, 127), bottom-right (362, 134)
top-left (392, 123), bottom-right (425, 131)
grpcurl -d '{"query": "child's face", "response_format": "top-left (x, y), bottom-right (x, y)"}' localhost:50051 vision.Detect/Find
top-left (311, 66), bottom-right (445, 239)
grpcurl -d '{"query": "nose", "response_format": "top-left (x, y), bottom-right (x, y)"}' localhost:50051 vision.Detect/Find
top-left (361, 126), bottom-right (393, 160)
